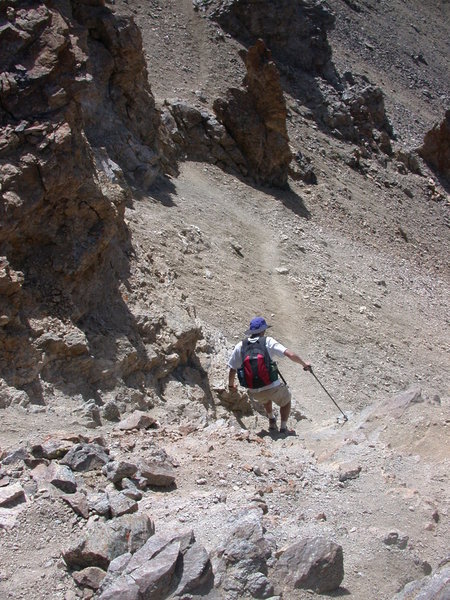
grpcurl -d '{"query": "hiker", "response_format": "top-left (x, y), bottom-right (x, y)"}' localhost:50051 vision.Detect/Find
top-left (228, 316), bottom-right (311, 433)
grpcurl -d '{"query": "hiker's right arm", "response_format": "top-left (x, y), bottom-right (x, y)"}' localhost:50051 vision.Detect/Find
top-left (284, 349), bottom-right (311, 371)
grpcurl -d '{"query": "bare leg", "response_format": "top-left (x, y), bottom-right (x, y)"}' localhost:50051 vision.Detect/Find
top-left (263, 401), bottom-right (273, 416)
top-left (280, 401), bottom-right (291, 423)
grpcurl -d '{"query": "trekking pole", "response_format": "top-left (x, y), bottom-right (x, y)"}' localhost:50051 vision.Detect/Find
top-left (276, 365), bottom-right (287, 385)
top-left (305, 366), bottom-right (348, 422)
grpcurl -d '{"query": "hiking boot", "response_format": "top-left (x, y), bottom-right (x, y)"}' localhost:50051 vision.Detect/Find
top-left (268, 417), bottom-right (278, 431)
top-left (279, 426), bottom-right (295, 436)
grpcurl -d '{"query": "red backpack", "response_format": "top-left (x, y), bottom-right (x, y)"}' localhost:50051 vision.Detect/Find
top-left (237, 337), bottom-right (279, 389)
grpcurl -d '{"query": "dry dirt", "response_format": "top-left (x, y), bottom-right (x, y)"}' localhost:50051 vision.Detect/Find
top-left (1, 1), bottom-right (449, 599)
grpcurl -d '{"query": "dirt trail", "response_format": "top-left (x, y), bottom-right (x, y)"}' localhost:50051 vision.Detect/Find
top-left (178, 0), bottom-right (213, 91)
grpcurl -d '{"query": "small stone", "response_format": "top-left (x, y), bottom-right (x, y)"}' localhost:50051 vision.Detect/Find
top-left (0, 483), bottom-right (25, 507)
top-left (117, 411), bottom-right (157, 431)
top-left (338, 463), bottom-right (362, 482)
top-left (120, 478), bottom-right (143, 501)
top-left (61, 492), bottom-right (90, 519)
top-left (73, 566), bottom-right (106, 590)
top-left (108, 492), bottom-right (138, 518)
top-left (102, 461), bottom-right (137, 484)
top-left (383, 531), bottom-right (408, 549)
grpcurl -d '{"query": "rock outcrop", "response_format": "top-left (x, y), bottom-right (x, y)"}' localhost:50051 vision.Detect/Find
top-left (161, 39), bottom-right (292, 188)
top-left (199, 0), bottom-right (395, 155)
top-left (0, 0), bottom-right (207, 411)
top-left (196, 0), bottom-right (336, 78)
top-left (214, 39), bottom-right (292, 187)
top-left (418, 110), bottom-right (450, 180)
top-left (161, 99), bottom-right (248, 177)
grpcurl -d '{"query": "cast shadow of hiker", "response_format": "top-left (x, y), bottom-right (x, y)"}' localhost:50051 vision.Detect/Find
top-left (256, 429), bottom-right (298, 439)
top-left (327, 587), bottom-right (351, 597)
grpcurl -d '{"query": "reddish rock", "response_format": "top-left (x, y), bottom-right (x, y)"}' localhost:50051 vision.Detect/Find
top-left (419, 110), bottom-right (450, 179)
top-left (0, 482), bottom-right (25, 507)
top-left (137, 460), bottom-right (176, 488)
top-left (117, 411), bottom-right (157, 431)
top-left (73, 566), bottom-right (107, 591)
top-left (214, 39), bottom-right (292, 187)
top-left (61, 492), bottom-right (90, 519)
top-left (275, 536), bottom-right (344, 593)
top-left (0, 0), bottom-right (164, 401)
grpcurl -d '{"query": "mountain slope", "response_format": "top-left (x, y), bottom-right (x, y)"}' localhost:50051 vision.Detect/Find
top-left (0, 1), bottom-right (448, 599)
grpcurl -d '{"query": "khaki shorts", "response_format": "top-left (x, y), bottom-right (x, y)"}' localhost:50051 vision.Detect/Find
top-left (249, 384), bottom-right (291, 408)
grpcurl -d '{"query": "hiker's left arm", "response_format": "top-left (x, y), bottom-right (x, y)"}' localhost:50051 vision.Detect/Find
top-left (284, 349), bottom-right (311, 371)
top-left (228, 368), bottom-right (238, 390)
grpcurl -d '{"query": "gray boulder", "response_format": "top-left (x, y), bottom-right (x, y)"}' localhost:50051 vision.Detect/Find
top-left (274, 535), bottom-right (344, 593)
top-left (137, 460), bottom-right (176, 488)
top-left (392, 557), bottom-right (450, 599)
top-left (98, 530), bottom-right (214, 599)
top-left (60, 443), bottom-right (110, 472)
top-left (215, 510), bottom-right (274, 598)
top-left (103, 460), bottom-right (138, 484)
top-left (31, 462), bottom-right (78, 494)
top-left (62, 514), bottom-right (155, 571)
top-left (108, 491), bottom-right (138, 518)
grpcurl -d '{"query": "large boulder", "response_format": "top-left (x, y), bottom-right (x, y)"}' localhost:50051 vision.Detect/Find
top-left (274, 536), bottom-right (344, 593)
top-left (215, 510), bottom-right (275, 598)
top-left (98, 530), bottom-right (214, 599)
top-left (62, 513), bottom-right (155, 571)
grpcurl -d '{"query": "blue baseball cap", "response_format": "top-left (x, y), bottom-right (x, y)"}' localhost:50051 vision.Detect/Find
top-left (245, 316), bottom-right (271, 336)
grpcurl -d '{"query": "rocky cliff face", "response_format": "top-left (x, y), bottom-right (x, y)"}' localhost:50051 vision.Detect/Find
top-left (0, 0), bottom-right (201, 410)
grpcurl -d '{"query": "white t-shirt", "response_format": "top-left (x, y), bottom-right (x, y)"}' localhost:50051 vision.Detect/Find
top-left (228, 336), bottom-right (287, 392)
